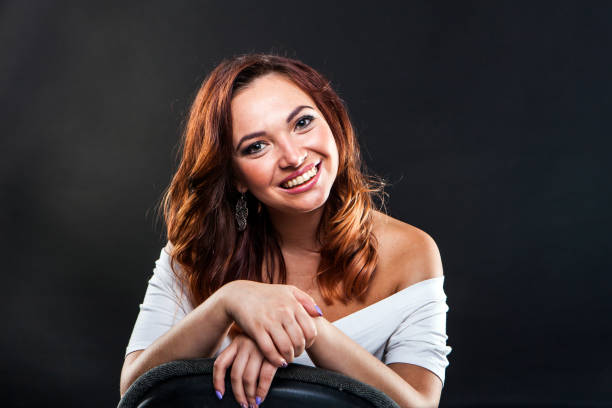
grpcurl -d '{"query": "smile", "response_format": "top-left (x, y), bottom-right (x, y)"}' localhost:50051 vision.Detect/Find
top-left (280, 162), bottom-right (321, 192)
top-left (282, 165), bottom-right (319, 188)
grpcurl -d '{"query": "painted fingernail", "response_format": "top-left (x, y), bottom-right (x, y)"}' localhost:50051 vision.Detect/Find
top-left (280, 360), bottom-right (288, 368)
top-left (240, 403), bottom-right (247, 408)
top-left (215, 389), bottom-right (223, 400)
top-left (315, 304), bottom-right (323, 316)
top-left (256, 396), bottom-right (262, 405)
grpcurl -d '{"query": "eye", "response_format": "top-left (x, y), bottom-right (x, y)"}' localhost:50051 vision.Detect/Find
top-left (243, 141), bottom-right (266, 155)
top-left (295, 115), bottom-right (314, 130)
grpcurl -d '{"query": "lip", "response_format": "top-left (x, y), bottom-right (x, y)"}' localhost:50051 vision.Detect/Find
top-left (279, 160), bottom-right (321, 186)
top-left (281, 162), bottom-right (322, 194)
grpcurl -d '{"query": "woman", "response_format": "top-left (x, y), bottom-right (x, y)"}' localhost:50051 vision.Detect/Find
top-left (120, 54), bottom-right (451, 408)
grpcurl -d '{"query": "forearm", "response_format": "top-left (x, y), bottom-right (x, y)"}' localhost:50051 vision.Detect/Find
top-left (306, 317), bottom-right (432, 408)
top-left (120, 288), bottom-right (233, 395)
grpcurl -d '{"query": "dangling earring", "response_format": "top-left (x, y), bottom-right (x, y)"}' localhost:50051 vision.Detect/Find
top-left (235, 192), bottom-right (248, 231)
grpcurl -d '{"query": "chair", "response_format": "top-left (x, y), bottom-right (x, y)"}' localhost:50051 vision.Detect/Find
top-left (118, 358), bottom-right (400, 407)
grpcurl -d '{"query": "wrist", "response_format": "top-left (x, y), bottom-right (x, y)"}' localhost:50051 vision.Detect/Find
top-left (308, 316), bottom-right (330, 349)
top-left (198, 283), bottom-right (235, 330)
top-left (216, 280), bottom-right (241, 320)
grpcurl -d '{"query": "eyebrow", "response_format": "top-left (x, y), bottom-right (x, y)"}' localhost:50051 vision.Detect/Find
top-left (235, 105), bottom-right (313, 152)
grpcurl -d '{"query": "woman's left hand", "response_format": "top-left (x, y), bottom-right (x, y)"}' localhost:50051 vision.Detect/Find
top-left (213, 333), bottom-right (279, 407)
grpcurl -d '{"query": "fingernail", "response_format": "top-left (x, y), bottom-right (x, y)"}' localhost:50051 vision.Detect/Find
top-left (280, 359), bottom-right (288, 368)
top-left (315, 304), bottom-right (323, 316)
top-left (256, 396), bottom-right (262, 405)
top-left (215, 389), bottom-right (223, 400)
top-left (240, 403), bottom-right (247, 408)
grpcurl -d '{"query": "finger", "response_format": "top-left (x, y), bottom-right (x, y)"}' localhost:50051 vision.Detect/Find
top-left (267, 324), bottom-right (295, 364)
top-left (256, 360), bottom-right (278, 405)
top-left (290, 286), bottom-right (323, 317)
top-left (212, 341), bottom-right (238, 398)
top-left (294, 307), bottom-right (318, 348)
top-left (230, 349), bottom-right (250, 407)
top-left (254, 330), bottom-right (287, 368)
top-left (243, 352), bottom-right (264, 406)
top-left (282, 316), bottom-right (307, 358)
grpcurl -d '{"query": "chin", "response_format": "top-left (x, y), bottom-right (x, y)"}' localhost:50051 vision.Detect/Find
top-left (284, 200), bottom-right (327, 214)
top-left (262, 193), bottom-right (328, 215)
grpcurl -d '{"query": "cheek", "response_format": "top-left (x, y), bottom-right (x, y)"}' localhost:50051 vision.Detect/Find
top-left (322, 128), bottom-right (339, 167)
top-left (238, 161), bottom-right (272, 189)
top-left (312, 125), bottom-right (336, 151)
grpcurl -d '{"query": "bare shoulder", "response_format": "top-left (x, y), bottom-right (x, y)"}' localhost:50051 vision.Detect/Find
top-left (371, 210), bottom-right (444, 292)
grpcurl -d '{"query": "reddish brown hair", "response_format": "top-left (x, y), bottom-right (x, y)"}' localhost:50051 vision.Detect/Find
top-left (161, 54), bottom-right (385, 306)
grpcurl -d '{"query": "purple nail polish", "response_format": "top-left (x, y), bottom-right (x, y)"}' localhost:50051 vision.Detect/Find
top-left (215, 390), bottom-right (223, 400)
top-left (256, 396), bottom-right (262, 405)
top-left (240, 403), bottom-right (247, 408)
top-left (281, 361), bottom-right (288, 368)
top-left (315, 304), bottom-right (323, 316)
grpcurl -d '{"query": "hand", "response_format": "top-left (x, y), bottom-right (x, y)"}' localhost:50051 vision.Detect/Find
top-left (220, 280), bottom-right (321, 367)
top-left (213, 334), bottom-right (278, 407)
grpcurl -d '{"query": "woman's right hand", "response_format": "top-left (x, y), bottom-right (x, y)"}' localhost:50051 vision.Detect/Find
top-left (213, 333), bottom-right (278, 407)
top-left (219, 280), bottom-right (322, 367)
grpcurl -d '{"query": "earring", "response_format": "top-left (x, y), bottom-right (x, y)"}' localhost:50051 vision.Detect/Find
top-left (235, 192), bottom-right (248, 231)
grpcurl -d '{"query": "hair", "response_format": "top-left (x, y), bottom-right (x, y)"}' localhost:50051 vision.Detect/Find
top-left (160, 54), bottom-right (386, 306)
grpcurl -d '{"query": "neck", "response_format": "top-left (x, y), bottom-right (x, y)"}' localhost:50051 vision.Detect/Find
top-left (267, 206), bottom-right (324, 254)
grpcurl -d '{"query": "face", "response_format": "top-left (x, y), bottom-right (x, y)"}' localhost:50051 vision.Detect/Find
top-left (231, 72), bottom-right (339, 215)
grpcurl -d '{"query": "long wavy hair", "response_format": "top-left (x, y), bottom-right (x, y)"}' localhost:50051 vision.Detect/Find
top-left (161, 54), bottom-right (386, 306)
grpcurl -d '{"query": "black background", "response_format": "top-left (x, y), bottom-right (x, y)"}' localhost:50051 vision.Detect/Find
top-left (2, 1), bottom-right (611, 407)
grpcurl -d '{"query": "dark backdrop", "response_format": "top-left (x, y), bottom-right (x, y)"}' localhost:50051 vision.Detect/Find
top-left (2, 1), bottom-right (611, 407)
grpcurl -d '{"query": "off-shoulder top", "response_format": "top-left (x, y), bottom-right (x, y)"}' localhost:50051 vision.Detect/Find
top-left (125, 245), bottom-right (452, 385)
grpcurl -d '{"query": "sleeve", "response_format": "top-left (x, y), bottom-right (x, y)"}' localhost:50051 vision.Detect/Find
top-left (382, 278), bottom-right (452, 386)
top-left (125, 243), bottom-right (194, 356)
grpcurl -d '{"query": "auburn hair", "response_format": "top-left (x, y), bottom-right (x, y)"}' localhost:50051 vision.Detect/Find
top-left (160, 54), bottom-right (385, 306)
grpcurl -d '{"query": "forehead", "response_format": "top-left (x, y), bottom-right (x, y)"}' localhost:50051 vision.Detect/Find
top-left (230, 73), bottom-right (315, 137)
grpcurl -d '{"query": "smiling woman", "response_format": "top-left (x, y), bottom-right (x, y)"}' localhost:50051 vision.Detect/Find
top-left (120, 54), bottom-right (452, 408)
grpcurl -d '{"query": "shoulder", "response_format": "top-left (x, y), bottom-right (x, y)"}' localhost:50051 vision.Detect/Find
top-left (371, 211), bottom-right (444, 292)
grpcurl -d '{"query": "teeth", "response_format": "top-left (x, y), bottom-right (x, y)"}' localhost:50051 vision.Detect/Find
top-left (284, 165), bottom-right (318, 188)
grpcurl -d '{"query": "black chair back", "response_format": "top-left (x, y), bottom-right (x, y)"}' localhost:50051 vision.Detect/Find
top-left (118, 358), bottom-right (400, 408)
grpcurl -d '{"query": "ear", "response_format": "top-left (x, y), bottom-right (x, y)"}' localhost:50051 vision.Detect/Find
top-left (233, 175), bottom-right (248, 194)
top-left (235, 183), bottom-right (247, 194)
top-left (230, 163), bottom-right (247, 193)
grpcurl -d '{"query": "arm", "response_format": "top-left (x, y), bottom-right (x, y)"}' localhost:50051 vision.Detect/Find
top-left (120, 287), bottom-right (233, 396)
top-left (120, 280), bottom-right (321, 397)
top-left (306, 229), bottom-right (447, 407)
top-left (306, 317), bottom-right (440, 408)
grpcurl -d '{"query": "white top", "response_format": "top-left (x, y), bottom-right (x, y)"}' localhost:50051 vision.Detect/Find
top-left (126, 245), bottom-right (452, 385)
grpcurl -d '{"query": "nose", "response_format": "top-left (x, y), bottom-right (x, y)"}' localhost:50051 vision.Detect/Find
top-left (278, 137), bottom-right (307, 169)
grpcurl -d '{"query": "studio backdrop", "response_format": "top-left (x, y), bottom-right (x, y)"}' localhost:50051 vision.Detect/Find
top-left (1, 1), bottom-right (611, 406)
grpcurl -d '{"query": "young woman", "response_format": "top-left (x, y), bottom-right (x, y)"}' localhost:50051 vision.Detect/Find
top-left (120, 54), bottom-right (451, 408)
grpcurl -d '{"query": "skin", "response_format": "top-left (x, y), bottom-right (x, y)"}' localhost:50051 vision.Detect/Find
top-left (210, 73), bottom-right (445, 407)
